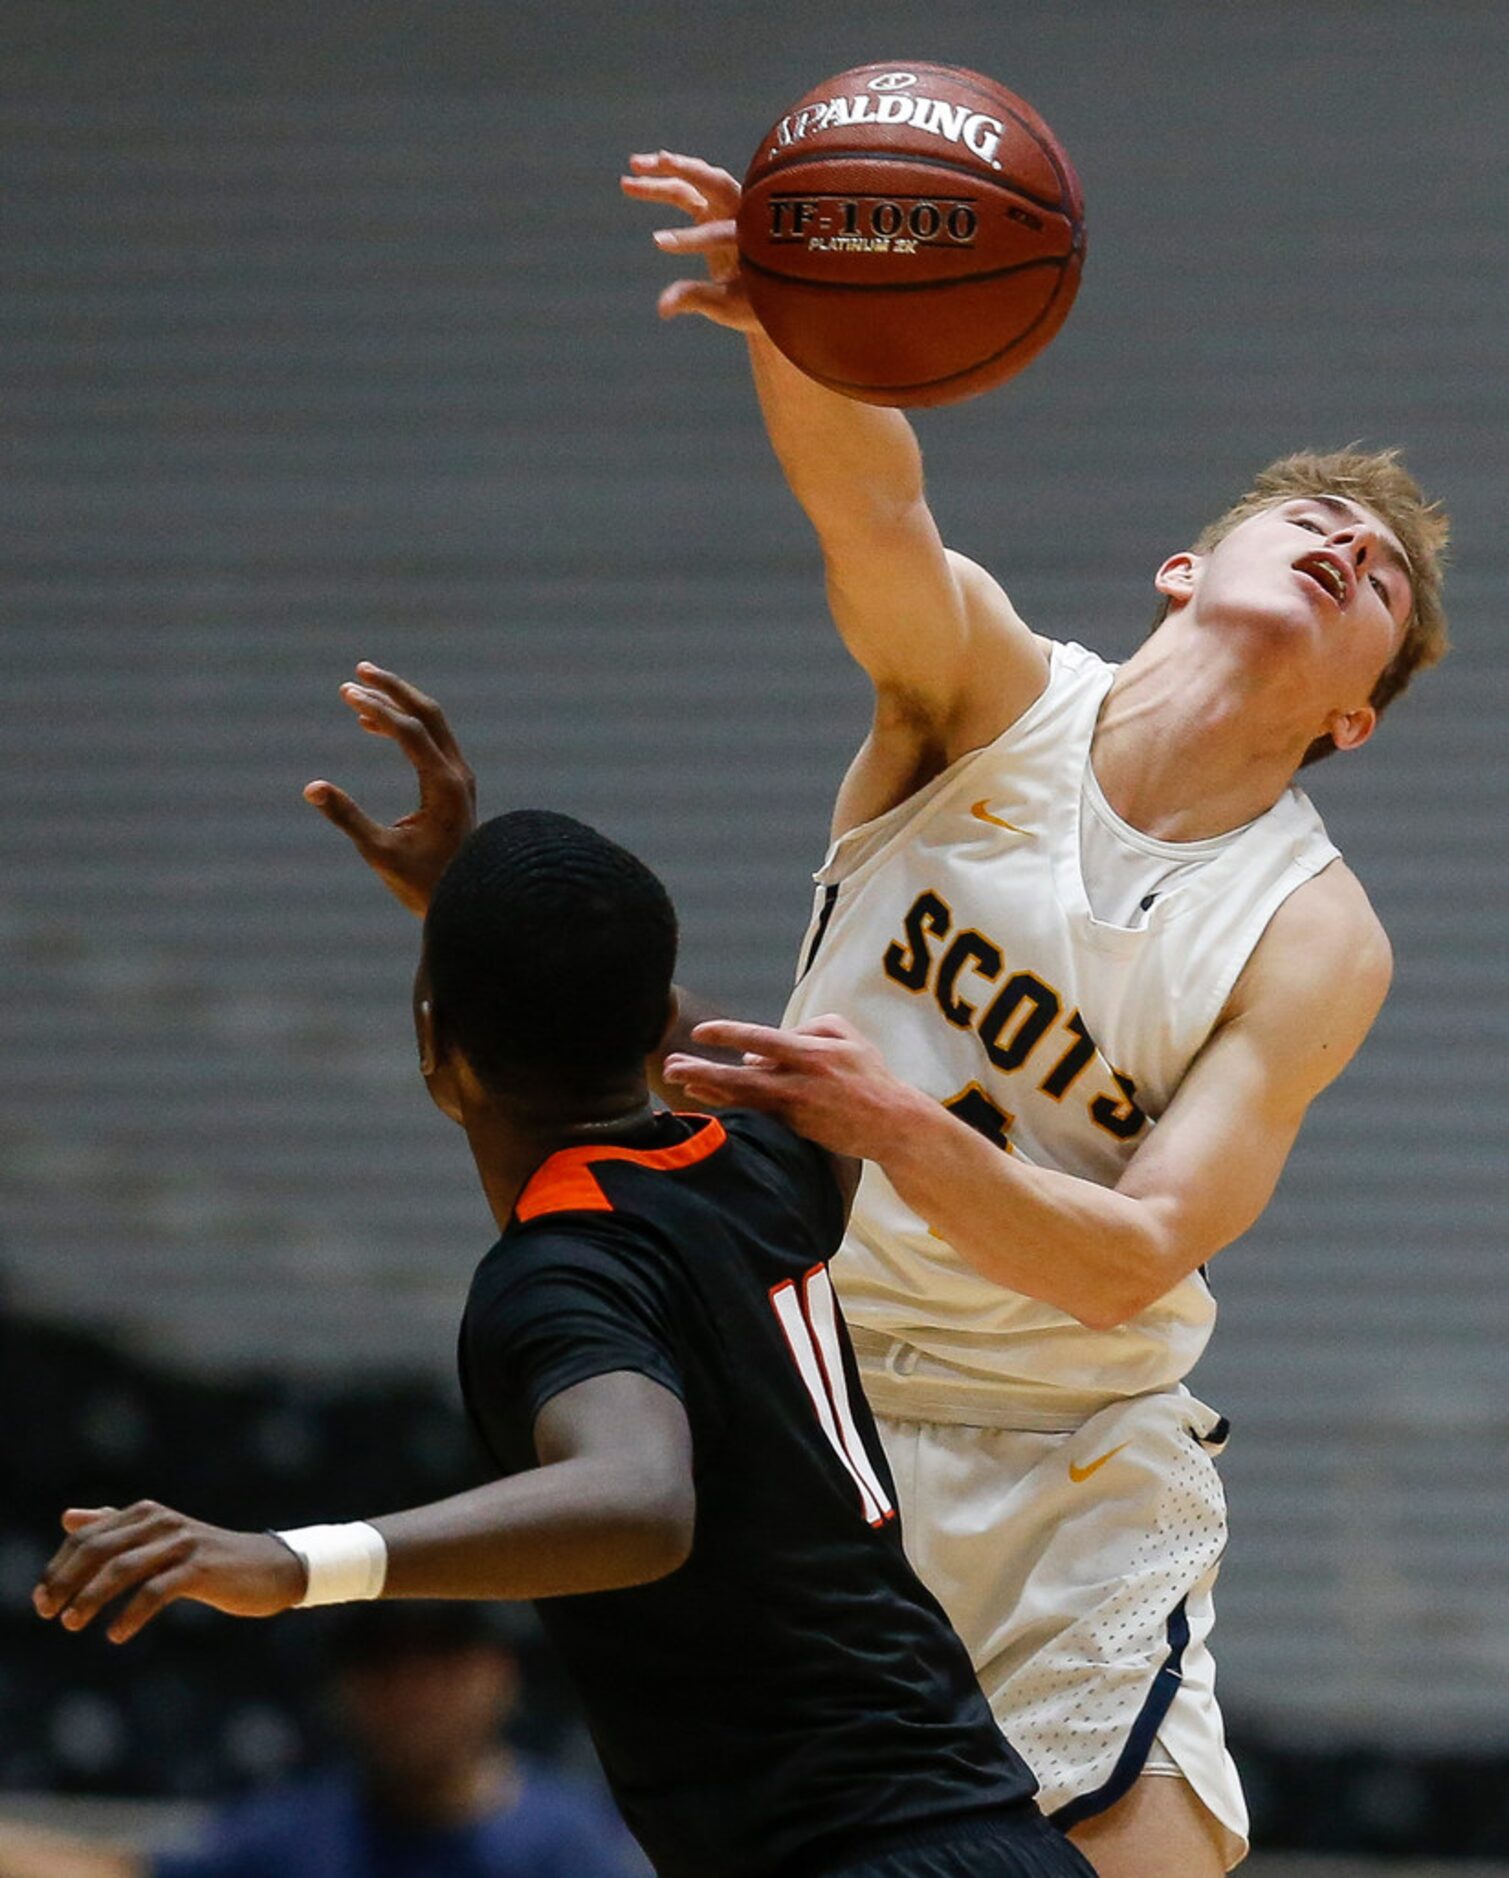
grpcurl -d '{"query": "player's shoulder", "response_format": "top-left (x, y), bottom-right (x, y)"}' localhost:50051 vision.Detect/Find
top-left (1267, 858), bottom-right (1391, 979)
top-left (717, 1107), bottom-right (845, 1215)
top-left (1233, 858), bottom-right (1393, 1036)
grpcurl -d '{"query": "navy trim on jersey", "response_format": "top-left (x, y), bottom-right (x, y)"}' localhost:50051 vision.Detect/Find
top-left (800, 883), bottom-right (841, 978)
top-left (1047, 1597), bottom-right (1191, 1833)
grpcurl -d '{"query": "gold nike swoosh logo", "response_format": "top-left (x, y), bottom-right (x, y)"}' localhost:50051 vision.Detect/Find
top-left (970, 799), bottom-right (1031, 836)
top-left (1068, 1442), bottom-right (1130, 1484)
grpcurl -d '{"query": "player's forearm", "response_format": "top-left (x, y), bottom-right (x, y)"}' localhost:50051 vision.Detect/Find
top-left (878, 1085), bottom-right (1180, 1327)
top-left (374, 1458), bottom-right (693, 1601)
top-left (747, 332), bottom-right (926, 539)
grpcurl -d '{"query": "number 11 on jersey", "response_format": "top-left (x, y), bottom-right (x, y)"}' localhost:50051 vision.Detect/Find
top-left (769, 1267), bottom-right (896, 1528)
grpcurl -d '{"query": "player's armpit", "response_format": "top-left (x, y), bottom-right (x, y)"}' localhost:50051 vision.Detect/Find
top-left (377, 1373), bottom-right (695, 1600)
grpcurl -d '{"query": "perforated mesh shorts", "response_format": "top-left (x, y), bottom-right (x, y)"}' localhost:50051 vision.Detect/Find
top-left (875, 1387), bottom-right (1249, 1869)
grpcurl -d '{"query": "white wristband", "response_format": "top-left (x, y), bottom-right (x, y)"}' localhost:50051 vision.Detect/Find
top-left (275, 1521), bottom-right (389, 1608)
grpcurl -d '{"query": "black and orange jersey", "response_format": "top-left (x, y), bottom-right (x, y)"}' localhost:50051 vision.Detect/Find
top-left (458, 1108), bottom-right (1034, 1878)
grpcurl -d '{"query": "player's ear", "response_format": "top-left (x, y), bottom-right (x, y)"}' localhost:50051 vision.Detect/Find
top-left (1323, 700), bottom-right (1378, 754)
top-left (1154, 551), bottom-right (1199, 606)
top-left (416, 996), bottom-right (440, 1078)
top-left (654, 988), bottom-right (681, 1058)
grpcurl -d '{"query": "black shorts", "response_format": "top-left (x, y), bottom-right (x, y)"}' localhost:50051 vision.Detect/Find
top-left (821, 1803), bottom-right (1098, 1878)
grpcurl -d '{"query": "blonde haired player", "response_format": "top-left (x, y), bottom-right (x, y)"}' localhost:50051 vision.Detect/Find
top-left (627, 150), bottom-right (1450, 1878)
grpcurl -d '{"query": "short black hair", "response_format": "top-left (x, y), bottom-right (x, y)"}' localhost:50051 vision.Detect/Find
top-left (424, 810), bottom-right (678, 1098)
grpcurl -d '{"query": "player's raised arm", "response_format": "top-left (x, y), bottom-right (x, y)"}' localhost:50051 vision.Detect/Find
top-left (623, 152), bottom-right (1047, 806)
top-left (33, 1373), bottom-right (695, 1646)
top-left (304, 663), bottom-right (477, 913)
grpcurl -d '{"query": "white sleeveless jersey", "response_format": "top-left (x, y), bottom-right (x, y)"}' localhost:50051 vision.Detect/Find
top-left (784, 638), bottom-right (1340, 1415)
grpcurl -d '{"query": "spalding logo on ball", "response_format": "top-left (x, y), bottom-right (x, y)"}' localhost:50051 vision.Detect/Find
top-left (737, 62), bottom-right (1085, 408)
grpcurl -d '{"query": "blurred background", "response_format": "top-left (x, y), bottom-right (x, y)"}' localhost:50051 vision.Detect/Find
top-left (2, 1), bottom-right (1505, 1870)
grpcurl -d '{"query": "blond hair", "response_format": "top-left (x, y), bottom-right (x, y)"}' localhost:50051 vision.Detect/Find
top-left (1158, 448), bottom-right (1451, 767)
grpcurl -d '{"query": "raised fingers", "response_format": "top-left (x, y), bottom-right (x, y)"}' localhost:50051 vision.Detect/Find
top-left (627, 151), bottom-right (741, 215)
top-left (350, 664), bottom-right (469, 770)
top-left (340, 681), bottom-right (427, 745)
top-left (302, 780), bottom-right (389, 855)
top-left (656, 278), bottom-right (751, 325)
top-left (653, 219), bottom-right (737, 255)
top-left (619, 174), bottom-right (709, 218)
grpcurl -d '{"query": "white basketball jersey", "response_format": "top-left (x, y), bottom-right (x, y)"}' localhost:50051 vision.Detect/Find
top-left (784, 638), bottom-right (1339, 1414)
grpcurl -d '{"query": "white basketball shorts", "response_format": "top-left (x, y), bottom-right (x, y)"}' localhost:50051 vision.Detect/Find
top-left (875, 1388), bottom-right (1249, 1870)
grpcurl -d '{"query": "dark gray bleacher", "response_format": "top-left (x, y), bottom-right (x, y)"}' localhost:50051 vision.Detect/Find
top-left (3, 0), bottom-right (1505, 1754)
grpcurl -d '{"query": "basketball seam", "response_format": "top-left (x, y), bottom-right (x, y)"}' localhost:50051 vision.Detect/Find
top-left (807, 256), bottom-right (1081, 396)
top-left (848, 63), bottom-right (1080, 209)
top-left (802, 61), bottom-right (1062, 155)
top-left (748, 148), bottom-right (1073, 220)
top-left (738, 252), bottom-right (1070, 293)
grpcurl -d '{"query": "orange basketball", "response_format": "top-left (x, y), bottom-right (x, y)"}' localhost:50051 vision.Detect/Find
top-left (737, 61), bottom-right (1085, 408)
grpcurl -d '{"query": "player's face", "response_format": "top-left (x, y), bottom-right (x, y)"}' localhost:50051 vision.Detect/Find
top-left (1170, 495), bottom-right (1412, 747)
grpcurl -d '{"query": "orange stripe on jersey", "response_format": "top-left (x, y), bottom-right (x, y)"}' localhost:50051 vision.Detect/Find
top-left (515, 1115), bottom-right (729, 1222)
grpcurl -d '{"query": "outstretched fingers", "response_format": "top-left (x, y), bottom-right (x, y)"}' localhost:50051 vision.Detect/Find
top-left (350, 663), bottom-right (469, 769)
top-left (303, 779), bottom-right (388, 854)
top-left (339, 681), bottom-right (438, 765)
top-left (687, 1019), bottom-right (839, 1062)
top-left (657, 279), bottom-right (747, 322)
top-left (619, 174), bottom-right (709, 218)
top-left (653, 219), bottom-right (737, 255)
top-left (626, 151), bottom-right (741, 217)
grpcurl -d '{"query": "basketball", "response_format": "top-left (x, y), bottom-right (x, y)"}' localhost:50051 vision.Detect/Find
top-left (736, 62), bottom-right (1085, 408)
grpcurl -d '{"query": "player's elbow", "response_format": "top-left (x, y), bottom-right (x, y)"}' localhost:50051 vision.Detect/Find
top-left (618, 1467), bottom-right (696, 1583)
top-left (630, 1504), bottom-right (694, 1582)
top-left (1067, 1220), bottom-right (1193, 1330)
top-left (1067, 1289), bottom-right (1146, 1333)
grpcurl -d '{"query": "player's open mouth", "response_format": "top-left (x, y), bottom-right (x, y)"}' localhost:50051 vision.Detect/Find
top-left (1295, 552), bottom-right (1350, 608)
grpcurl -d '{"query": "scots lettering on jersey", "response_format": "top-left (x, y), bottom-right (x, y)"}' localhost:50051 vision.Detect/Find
top-left (882, 888), bottom-right (1149, 1144)
top-left (771, 90), bottom-right (1007, 169)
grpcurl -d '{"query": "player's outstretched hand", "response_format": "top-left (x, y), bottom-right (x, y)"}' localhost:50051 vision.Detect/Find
top-left (665, 1015), bottom-right (908, 1159)
top-left (33, 1503), bottom-right (306, 1645)
top-left (620, 150), bottom-right (760, 332)
top-left (304, 663), bottom-right (477, 916)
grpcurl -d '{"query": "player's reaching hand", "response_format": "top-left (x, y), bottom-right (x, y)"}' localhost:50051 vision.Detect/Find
top-left (305, 663), bottom-right (477, 916)
top-left (666, 1015), bottom-right (917, 1162)
top-left (33, 1503), bottom-right (305, 1645)
top-left (620, 151), bottom-right (760, 331)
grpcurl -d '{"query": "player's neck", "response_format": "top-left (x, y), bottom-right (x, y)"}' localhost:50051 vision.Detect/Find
top-left (1095, 627), bottom-right (1314, 840)
top-left (462, 1081), bottom-right (661, 1229)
